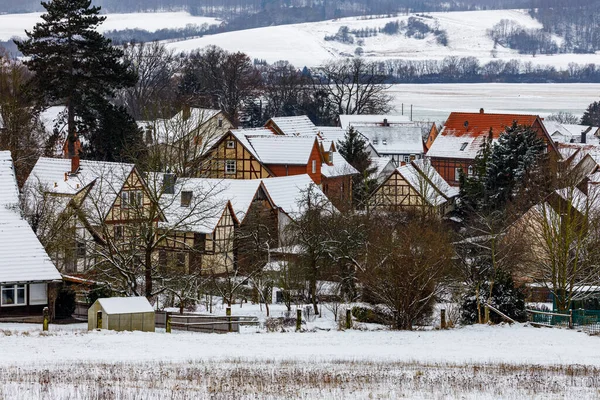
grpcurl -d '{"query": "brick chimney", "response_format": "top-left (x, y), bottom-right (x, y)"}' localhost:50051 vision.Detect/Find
top-left (71, 155), bottom-right (80, 174)
top-left (480, 108), bottom-right (484, 114)
top-left (383, 118), bottom-right (389, 127)
top-left (182, 104), bottom-right (191, 121)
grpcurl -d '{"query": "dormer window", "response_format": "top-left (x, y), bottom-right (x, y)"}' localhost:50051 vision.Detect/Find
top-left (382, 139), bottom-right (387, 145)
top-left (181, 191), bottom-right (193, 207)
top-left (460, 142), bottom-right (468, 151)
top-left (329, 151), bottom-right (334, 164)
top-left (373, 139), bottom-right (378, 145)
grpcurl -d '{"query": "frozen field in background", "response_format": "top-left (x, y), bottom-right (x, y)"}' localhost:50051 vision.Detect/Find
top-left (0, 11), bottom-right (221, 41)
top-left (387, 83), bottom-right (600, 122)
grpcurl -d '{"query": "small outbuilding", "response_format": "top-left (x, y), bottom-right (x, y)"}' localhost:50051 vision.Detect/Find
top-left (88, 297), bottom-right (155, 332)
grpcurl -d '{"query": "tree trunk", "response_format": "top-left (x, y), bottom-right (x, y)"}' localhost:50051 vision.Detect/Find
top-left (145, 249), bottom-right (153, 298)
top-left (310, 275), bottom-right (318, 315)
top-left (476, 283), bottom-right (482, 324)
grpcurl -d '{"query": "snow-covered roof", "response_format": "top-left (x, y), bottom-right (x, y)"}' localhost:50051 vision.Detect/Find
top-left (245, 135), bottom-right (318, 165)
top-left (262, 174), bottom-right (333, 218)
top-left (427, 131), bottom-right (492, 160)
top-left (385, 159), bottom-right (457, 207)
top-left (0, 151), bottom-right (61, 285)
top-left (139, 108), bottom-right (225, 149)
top-left (338, 114), bottom-right (411, 129)
top-left (97, 297), bottom-right (154, 315)
top-left (356, 125), bottom-right (424, 155)
top-left (25, 158), bottom-right (135, 222)
top-left (321, 155), bottom-right (358, 177)
top-left (267, 115), bottom-right (318, 137)
top-left (156, 176), bottom-right (237, 234)
top-left (371, 156), bottom-right (396, 180)
top-left (412, 159), bottom-right (459, 199)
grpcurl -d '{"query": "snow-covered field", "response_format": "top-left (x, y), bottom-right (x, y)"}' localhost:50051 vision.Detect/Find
top-left (0, 11), bottom-right (221, 41)
top-left (165, 9), bottom-right (600, 68)
top-left (387, 83), bottom-right (600, 121)
top-left (1, 301), bottom-right (600, 399)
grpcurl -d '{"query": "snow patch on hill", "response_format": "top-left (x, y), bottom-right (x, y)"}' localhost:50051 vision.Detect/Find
top-left (165, 9), bottom-right (600, 68)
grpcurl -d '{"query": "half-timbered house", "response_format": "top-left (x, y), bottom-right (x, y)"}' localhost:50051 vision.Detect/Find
top-left (0, 151), bottom-right (61, 318)
top-left (139, 107), bottom-right (235, 176)
top-left (427, 110), bottom-right (557, 186)
top-left (370, 159), bottom-right (458, 216)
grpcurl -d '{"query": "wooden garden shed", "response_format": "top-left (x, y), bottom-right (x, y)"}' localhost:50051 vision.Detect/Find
top-left (87, 297), bottom-right (155, 332)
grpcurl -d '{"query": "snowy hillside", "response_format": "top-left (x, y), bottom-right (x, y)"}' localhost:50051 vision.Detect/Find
top-left (166, 9), bottom-right (600, 68)
top-left (0, 11), bottom-right (220, 41)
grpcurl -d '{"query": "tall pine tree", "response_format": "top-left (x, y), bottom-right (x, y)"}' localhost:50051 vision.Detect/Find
top-left (17, 0), bottom-right (138, 161)
top-left (337, 126), bottom-right (377, 208)
top-left (484, 122), bottom-right (546, 211)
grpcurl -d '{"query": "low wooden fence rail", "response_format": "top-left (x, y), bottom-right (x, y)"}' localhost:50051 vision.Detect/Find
top-left (155, 311), bottom-right (259, 333)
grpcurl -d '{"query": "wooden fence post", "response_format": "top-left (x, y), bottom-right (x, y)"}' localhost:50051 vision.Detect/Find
top-left (441, 309), bottom-right (446, 329)
top-left (226, 307), bottom-right (232, 333)
top-left (296, 308), bottom-right (302, 331)
top-left (345, 309), bottom-right (352, 329)
top-left (96, 310), bottom-right (102, 330)
top-left (166, 312), bottom-right (171, 333)
top-left (43, 307), bottom-right (49, 331)
top-left (569, 309), bottom-right (573, 329)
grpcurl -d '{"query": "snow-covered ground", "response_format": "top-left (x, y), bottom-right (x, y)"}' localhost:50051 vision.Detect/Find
top-left (165, 9), bottom-right (600, 68)
top-left (1, 316), bottom-right (599, 399)
top-left (387, 83), bottom-right (600, 121)
top-left (0, 11), bottom-right (221, 41)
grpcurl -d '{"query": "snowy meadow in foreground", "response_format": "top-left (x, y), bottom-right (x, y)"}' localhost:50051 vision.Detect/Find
top-left (1, 319), bottom-right (599, 399)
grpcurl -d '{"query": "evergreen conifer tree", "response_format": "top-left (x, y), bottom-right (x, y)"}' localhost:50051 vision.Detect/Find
top-left (337, 126), bottom-right (377, 208)
top-left (581, 100), bottom-right (600, 126)
top-left (17, 0), bottom-right (138, 161)
top-left (484, 122), bottom-right (545, 210)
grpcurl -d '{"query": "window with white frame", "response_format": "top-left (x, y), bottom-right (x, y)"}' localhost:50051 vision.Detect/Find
top-left (226, 140), bottom-right (235, 149)
top-left (312, 160), bottom-right (317, 174)
top-left (467, 165), bottom-right (474, 177)
top-left (455, 167), bottom-right (463, 181)
top-left (29, 283), bottom-right (47, 305)
top-left (403, 155), bottom-right (410, 163)
top-left (225, 160), bottom-right (236, 174)
top-left (1, 284), bottom-right (26, 306)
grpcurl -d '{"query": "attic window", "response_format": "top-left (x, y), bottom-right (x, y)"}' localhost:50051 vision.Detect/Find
top-left (218, 118), bottom-right (223, 128)
top-left (382, 139), bottom-right (387, 145)
top-left (373, 139), bottom-right (378, 145)
top-left (181, 191), bottom-right (193, 207)
top-left (460, 142), bottom-right (468, 151)
top-left (226, 140), bottom-right (236, 149)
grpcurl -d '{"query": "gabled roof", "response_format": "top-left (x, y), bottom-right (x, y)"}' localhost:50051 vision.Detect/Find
top-left (262, 174), bottom-right (334, 219)
top-left (371, 156), bottom-right (396, 180)
top-left (339, 114), bottom-right (411, 128)
top-left (139, 108), bottom-right (226, 149)
top-left (157, 177), bottom-right (240, 234)
top-left (96, 296), bottom-right (154, 315)
top-left (267, 115), bottom-right (318, 137)
top-left (355, 125), bottom-right (424, 154)
top-left (0, 151), bottom-right (61, 284)
top-left (442, 112), bottom-right (539, 139)
top-left (25, 158), bottom-right (136, 222)
top-left (244, 135), bottom-right (320, 165)
top-left (380, 159), bottom-right (457, 208)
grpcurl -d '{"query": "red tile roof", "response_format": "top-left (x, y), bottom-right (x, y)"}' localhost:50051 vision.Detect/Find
top-left (442, 112), bottom-right (540, 138)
